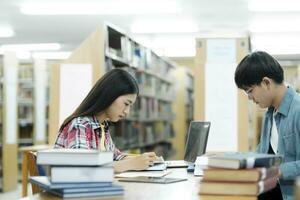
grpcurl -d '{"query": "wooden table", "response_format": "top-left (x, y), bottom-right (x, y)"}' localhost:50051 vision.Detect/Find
top-left (19, 168), bottom-right (257, 200)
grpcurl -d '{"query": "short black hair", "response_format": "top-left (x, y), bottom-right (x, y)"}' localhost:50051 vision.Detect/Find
top-left (234, 51), bottom-right (284, 90)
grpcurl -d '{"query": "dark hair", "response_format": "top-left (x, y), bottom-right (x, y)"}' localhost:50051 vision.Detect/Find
top-left (59, 68), bottom-right (139, 131)
top-left (234, 51), bottom-right (284, 90)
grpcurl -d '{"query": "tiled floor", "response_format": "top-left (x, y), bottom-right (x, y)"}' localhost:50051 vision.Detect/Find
top-left (0, 183), bottom-right (32, 200)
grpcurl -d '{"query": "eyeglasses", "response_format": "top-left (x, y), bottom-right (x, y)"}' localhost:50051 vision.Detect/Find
top-left (244, 87), bottom-right (254, 98)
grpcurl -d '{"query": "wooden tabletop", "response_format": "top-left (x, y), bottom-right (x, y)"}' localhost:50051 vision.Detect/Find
top-left (19, 168), bottom-right (257, 200)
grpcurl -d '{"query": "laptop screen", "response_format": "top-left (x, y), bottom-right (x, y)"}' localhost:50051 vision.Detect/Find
top-left (183, 121), bottom-right (210, 163)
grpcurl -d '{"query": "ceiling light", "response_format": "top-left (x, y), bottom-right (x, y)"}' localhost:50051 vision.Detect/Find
top-left (32, 51), bottom-right (71, 60)
top-left (0, 27), bottom-right (15, 38)
top-left (249, 19), bottom-right (300, 33)
top-left (20, 1), bottom-right (181, 15)
top-left (0, 43), bottom-right (61, 51)
top-left (249, 0), bottom-right (300, 11)
top-left (135, 36), bottom-right (196, 57)
top-left (131, 20), bottom-right (199, 33)
top-left (251, 34), bottom-right (300, 54)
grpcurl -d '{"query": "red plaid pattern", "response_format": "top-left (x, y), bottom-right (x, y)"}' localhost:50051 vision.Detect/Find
top-left (54, 116), bottom-right (125, 161)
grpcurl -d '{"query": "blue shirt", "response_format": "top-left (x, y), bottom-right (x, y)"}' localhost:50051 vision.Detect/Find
top-left (257, 86), bottom-right (300, 200)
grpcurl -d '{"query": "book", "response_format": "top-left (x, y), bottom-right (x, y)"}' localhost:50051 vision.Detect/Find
top-left (199, 177), bottom-right (277, 196)
top-left (202, 167), bottom-right (279, 182)
top-left (30, 176), bottom-right (123, 199)
top-left (50, 166), bottom-right (113, 183)
top-left (30, 176), bottom-right (112, 189)
top-left (49, 189), bottom-right (124, 199)
top-left (206, 152), bottom-right (283, 169)
top-left (199, 195), bottom-right (257, 200)
top-left (36, 149), bottom-right (113, 166)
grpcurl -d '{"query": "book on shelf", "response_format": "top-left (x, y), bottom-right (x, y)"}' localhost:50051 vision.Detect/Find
top-left (36, 149), bottom-right (113, 166)
top-left (199, 177), bottom-right (278, 196)
top-left (30, 176), bottom-right (123, 199)
top-left (202, 166), bottom-right (279, 182)
top-left (206, 152), bottom-right (283, 169)
top-left (50, 166), bottom-right (114, 183)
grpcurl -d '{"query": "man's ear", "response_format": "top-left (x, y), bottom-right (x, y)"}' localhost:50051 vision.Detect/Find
top-left (261, 77), bottom-right (272, 89)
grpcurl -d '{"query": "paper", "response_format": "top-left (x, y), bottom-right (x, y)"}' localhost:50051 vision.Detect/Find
top-left (205, 39), bottom-right (238, 152)
top-left (146, 163), bottom-right (167, 171)
top-left (205, 62), bottom-right (238, 152)
top-left (115, 170), bottom-right (171, 178)
top-left (194, 156), bottom-right (208, 176)
top-left (206, 39), bottom-right (236, 63)
top-left (153, 156), bottom-right (165, 164)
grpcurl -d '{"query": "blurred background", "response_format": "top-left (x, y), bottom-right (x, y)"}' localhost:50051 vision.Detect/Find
top-left (1, 0), bottom-right (300, 198)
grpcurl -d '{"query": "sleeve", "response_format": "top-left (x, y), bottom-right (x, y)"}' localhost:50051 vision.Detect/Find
top-left (114, 147), bottom-right (127, 161)
top-left (279, 110), bottom-right (300, 180)
top-left (106, 131), bottom-right (126, 161)
top-left (280, 162), bottom-right (300, 180)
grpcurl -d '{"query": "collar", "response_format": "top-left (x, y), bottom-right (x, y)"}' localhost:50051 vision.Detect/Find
top-left (267, 86), bottom-right (295, 117)
top-left (91, 115), bottom-right (109, 130)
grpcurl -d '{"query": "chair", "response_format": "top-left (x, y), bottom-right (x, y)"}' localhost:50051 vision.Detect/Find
top-left (27, 151), bottom-right (42, 194)
top-left (20, 144), bottom-right (50, 197)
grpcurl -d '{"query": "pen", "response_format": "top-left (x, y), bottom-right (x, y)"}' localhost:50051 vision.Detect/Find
top-left (125, 153), bottom-right (141, 157)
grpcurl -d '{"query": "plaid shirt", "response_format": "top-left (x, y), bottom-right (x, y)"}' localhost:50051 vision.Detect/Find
top-left (54, 115), bottom-right (125, 161)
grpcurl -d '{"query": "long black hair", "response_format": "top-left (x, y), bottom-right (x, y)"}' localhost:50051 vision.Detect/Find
top-left (59, 68), bottom-right (139, 131)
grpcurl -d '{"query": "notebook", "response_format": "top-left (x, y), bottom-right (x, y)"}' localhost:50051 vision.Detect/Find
top-left (115, 170), bottom-right (171, 178)
top-left (165, 121), bottom-right (211, 168)
top-left (118, 177), bottom-right (187, 184)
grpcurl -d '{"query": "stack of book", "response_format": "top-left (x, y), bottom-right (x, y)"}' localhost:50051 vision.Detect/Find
top-left (30, 149), bottom-right (124, 199)
top-left (198, 152), bottom-right (283, 199)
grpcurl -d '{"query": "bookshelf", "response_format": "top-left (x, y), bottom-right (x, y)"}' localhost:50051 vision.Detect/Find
top-left (194, 38), bottom-right (251, 152)
top-left (49, 22), bottom-right (177, 158)
top-left (18, 61), bottom-right (34, 148)
top-left (185, 69), bottom-right (194, 127)
top-left (17, 59), bottom-right (49, 182)
top-left (17, 61), bottom-right (34, 182)
top-left (0, 52), bottom-right (18, 192)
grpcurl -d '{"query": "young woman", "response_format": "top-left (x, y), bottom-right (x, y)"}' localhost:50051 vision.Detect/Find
top-left (54, 68), bottom-right (157, 172)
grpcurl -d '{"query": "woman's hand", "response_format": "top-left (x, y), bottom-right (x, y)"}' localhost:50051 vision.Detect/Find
top-left (130, 152), bottom-right (157, 170)
top-left (113, 152), bottom-right (157, 173)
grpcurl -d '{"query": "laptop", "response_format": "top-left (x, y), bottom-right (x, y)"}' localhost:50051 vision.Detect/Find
top-left (165, 121), bottom-right (211, 168)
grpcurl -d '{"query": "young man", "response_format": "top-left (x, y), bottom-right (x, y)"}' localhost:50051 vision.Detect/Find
top-left (234, 51), bottom-right (300, 200)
